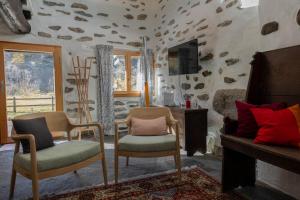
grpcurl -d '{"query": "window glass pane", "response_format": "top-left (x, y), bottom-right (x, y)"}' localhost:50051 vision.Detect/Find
top-left (4, 51), bottom-right (55, 136)
top-left (131, 56), bottom-right (141, 91)
top-left (240, 0), bottom-right (259, 8)
top-left (113, 55), bottom-right (127, 91)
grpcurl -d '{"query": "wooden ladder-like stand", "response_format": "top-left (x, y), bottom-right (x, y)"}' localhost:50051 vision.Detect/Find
top-left (72, 56), bottom-right (96, 140)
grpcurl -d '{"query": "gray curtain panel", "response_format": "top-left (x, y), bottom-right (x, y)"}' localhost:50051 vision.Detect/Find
top-left (140, 49), bottom-right (154, 106)
top-left (95, 45), bottom-right (114, 135)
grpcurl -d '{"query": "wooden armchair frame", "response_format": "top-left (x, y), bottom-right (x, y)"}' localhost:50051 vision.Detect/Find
top-left (114, 107), bottom-right (181, 183)
top-left (9, 112), bottom-right (107, 200)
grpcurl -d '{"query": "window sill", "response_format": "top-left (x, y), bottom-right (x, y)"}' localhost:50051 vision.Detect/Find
top-left (114, 92), bottom-right (141, 97)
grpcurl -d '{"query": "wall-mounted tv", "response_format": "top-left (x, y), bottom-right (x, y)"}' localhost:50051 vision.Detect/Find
top-left (168, 39), bottom-right (199, 76)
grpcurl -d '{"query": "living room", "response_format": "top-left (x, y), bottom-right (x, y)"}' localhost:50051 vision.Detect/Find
top-left (0, 0), bottom-right (300, 199)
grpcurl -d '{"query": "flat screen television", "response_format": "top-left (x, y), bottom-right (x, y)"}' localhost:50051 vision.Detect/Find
top-left (168, 39), bottom-right (199, 76)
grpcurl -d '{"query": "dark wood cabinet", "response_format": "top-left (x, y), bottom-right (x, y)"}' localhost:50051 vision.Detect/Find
top-left (169, 107), bottom-right (208, 156)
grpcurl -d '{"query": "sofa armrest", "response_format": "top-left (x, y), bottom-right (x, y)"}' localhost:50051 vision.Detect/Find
top-left (223, 117), bottom-right (239, 135)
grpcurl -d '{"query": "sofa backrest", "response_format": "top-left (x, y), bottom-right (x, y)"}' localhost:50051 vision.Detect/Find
top-left (247, 46), bottom-right (300, 106)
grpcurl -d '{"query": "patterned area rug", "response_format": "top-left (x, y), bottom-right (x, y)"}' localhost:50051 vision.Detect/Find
top-left (43, 167), bottom-right (243, 200)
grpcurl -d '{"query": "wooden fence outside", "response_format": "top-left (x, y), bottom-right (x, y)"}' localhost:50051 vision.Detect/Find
top-left (6, 96), bottom-right (55, 113)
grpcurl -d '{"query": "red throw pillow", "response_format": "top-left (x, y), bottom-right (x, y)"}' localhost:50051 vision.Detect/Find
top-left (235, 101), bottom-right (286, 138)
top-left (251, 105), bottom-right (300, 147)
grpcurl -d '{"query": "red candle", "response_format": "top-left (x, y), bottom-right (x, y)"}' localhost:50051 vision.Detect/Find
top-left (186, 97), bottom-right (191, 109)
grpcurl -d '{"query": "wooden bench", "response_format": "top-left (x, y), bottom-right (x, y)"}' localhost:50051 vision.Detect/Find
top-left (221, 45), bottom-right (300, 192)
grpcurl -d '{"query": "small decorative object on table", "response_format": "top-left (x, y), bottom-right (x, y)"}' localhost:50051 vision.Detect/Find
top-left (185, 96), bottom-right (191, 109)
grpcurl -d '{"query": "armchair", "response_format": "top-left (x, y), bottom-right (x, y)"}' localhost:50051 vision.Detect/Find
top-left (9, 112), bottom-right (107, 200)
top-left (114, 107), bottom-right (181, 183)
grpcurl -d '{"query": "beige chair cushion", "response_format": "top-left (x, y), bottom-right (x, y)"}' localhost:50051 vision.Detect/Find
top-left (118, 134), bottom-right (176, 152)
top-left (14, 141), bottom-right (100, 172)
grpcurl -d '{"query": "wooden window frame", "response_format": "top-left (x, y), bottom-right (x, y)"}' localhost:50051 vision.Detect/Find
top-left (113, 49), bottom-right (141, 97)
top-left (0, 41), bottom-right (63, 144)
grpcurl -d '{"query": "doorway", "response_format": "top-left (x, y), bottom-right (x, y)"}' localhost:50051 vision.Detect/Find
top-left (0, 41), bottom-right (63, 144)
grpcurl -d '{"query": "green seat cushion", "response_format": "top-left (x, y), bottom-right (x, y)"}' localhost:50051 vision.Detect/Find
top-left (118, 135), bottom-right (176, 152)
top-left (14, 141), bottom-right (100, 172)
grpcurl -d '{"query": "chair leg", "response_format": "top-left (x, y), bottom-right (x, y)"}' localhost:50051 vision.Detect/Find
top-left (93, 128), bottom-right (97, 139)
top-left (126, 156), bottom-right (129, 167)
top-left (175, 152), bottom-right (182, 180)
top-left (101, 155), bottom-right (108, 186)
top-left (78, 130), bottom-right (82, 141)
top-left (115, 154), bottom-right (119, 184)
top-left (32, 177), bottom-right (39, 200)
top-left (174, 154), bottom-right (177, 169)
top-left (9, 167), bottom-right (17, 199)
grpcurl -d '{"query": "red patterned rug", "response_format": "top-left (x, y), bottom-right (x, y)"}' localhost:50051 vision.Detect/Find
top-left (44, 167), bottom-right (244, 200)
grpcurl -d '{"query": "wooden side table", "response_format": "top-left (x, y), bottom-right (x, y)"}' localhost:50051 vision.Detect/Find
top-left (168, 107), bottom-right (208, 156)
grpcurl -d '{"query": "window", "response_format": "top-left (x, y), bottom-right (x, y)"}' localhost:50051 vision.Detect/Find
top-left (240, 0), bottom-right (259, 8)
top-left (113, 50), bottom-right (141, 97)
top-left (0, 41), bottom-right (62, 144)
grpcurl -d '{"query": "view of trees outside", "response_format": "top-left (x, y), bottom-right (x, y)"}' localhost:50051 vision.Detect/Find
top-left (113, 54), bottom-right (141, 92)
top-left (4, 51), bottom-right (55, 121)
top-left (131, 56), bottom-right (140, 91)
top-left (113, 55), bottom-right (127, 91)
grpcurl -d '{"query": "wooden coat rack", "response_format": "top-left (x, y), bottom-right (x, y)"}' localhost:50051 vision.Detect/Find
top-left (72, 56), bottom-right (95, 140)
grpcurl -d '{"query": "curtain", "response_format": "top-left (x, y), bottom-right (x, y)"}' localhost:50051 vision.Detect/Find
top-left (139, 48), bottom-right (154, 106)
top-left (95, 45), bottom-right (114, 135)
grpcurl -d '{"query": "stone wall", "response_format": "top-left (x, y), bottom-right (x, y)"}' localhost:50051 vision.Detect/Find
top-left (0, 0), bottom-right (157, 123)
top-left (152, 0), bottom-right (260, 147)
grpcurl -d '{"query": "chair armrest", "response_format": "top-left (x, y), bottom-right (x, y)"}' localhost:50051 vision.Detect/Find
top-left (169, 119), bottom-right (181, 148)
top-left (11, 133), bottom-right (38, 172)
top-left (11, 133), bottom-right (35, 142)
top-left (11, 133), bottom-right (36, 153)
top-left (115, 119), bottom-right (128, 126)
top-left (114, 119), bottom-right (129, 149)
top-left (114, 119), bottom-right (129, 136)
top-left (170, 119), bottom-right (179, 125)
top-left (169, 119), bottom-right (179, 134)
top-left (70, 122), bottom-right (105, 153)
top-left (70, 122), bottom-right (102, 129)
top-left (114, 118), bottom-right (131, 150)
